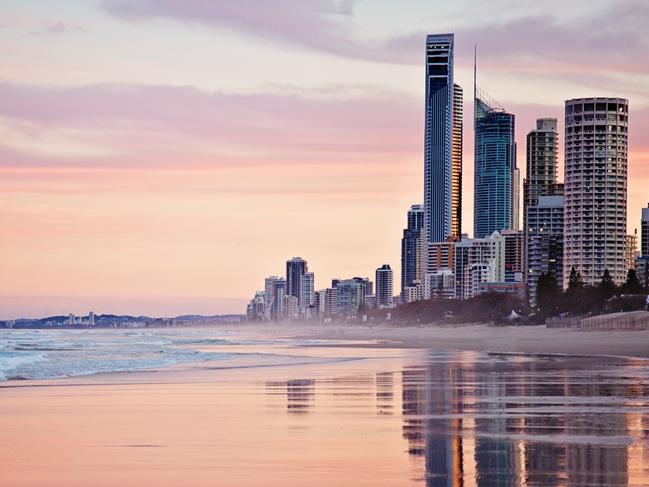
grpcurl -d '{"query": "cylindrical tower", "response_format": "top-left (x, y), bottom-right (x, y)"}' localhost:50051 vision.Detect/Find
top-left (563, 97), bottom-right (628, 287)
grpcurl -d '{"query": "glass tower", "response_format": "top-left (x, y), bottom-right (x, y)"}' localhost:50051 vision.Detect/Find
top-left (473, 91), bottom-right (516, 238)
top-left (401, 204), bottom-right (424, 294)
top-left (424, 34), bottom-right (462, 244)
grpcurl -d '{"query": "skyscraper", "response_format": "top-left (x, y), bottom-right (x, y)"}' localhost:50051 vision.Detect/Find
top-left (375, 265), bottom-right (393, 308)
top-left (642, 205), bottom-right (649, 257)
top-left (563, 98), bottom-right (628, 286)
top-left (524, 118), bottom-right (559, 214)
top-left (286, 257), bottom-right (307, 299)
top-left (401, 204), bottom-right (424, 295)
top-left (526, 196), bottom-right (564, 306)
top-left (423, 34), bottom-right (462, 243)
top-left (473, 88), bottom-right (517, 238)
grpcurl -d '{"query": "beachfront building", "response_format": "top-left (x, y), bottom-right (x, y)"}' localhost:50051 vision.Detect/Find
top-left (626, 232), bottom-right (638, 272)
top-left (264, 276), bottom-right (287, 321)
top-left (335, 279), bottom-right (363, 317)
top-left (401, 204), bottom-right (425, 298)
top-left (502, 229), bottom-right (524, 283)
top-left (315, 288), bottom-right (338, 317)
top-left (474, 88), bottom-right (517, 238)
top-left (402, 284), bottom-right (423, 303)
top-left (282, 295), bottom-right (299, 321)
top-left (563, 98), bottom-right (629, 286)
top-left (526, 196), bottom-right (565, 307)
top-left (423, 268), bottom-right (456, 299)
top-left (375, 265), bottom-right (394, 308)
top-left (299, 272), bottom-right (315, 316)
top-left (642, 205), bottom-right (649, 257)
top-left (286, 257), bottom-right (307, 300)
top-left (246, 291), bottom-right (268, 321)
top-left (454, 232), bottom-right (506, 299)
top-left (524, 119), bottom-right (560, 217)
top-left (423, 34), bottom-right (463, 244)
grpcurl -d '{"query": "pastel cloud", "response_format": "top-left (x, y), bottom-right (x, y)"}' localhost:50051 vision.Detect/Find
top-left (101, 0), bottom-right (649, 80)
top-left (0, 82), bottom-right (420, 169)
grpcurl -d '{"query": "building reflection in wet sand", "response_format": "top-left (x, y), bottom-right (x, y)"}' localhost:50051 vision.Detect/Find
top-left (401, 352), bottom-right (649, 486)
top-left (266, 379), bottom-right (315, 414)
top-left (264, 351), bottom-right (649, 485)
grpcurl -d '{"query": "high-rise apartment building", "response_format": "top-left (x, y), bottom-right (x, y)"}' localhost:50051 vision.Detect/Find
top-left (524, 118), bottom-right (559, 215)
top-left (423, 34), bottom-right (463, 243)
top-left (642, 205), bottom-right (649, 257)
top-left (286, 257), bottom-right (307, 299)
top-left (526, 196), bottom-right (564, 306)
top-left (375, 265), bottom-right (394, 308)
top-left (625, 232), bottom-right (638, 272)
top-left (563, 98), bottom-right (628, 286)
top-left (401, 204), bottom-right (425, 295)
top-left (299, 272), bottom-right (315, 313)
top-left (474, 90), bottom-right (517, 238)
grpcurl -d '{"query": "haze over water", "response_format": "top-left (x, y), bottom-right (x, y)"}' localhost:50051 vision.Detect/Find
top-left (3, 327), bottom-right (649, 486)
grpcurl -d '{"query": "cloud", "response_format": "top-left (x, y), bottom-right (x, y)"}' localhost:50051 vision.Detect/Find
top-left (0, 81), bottom-right (421, 169)
top-left (30, 21), bottom-right (83, 36)
top-left (100, 0), bottom-right (649, 79)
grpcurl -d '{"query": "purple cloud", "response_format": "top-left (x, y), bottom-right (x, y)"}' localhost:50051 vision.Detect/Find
top-left (0, 82), bottom-right (421, 168)
top-left (100, 0), bottom-right (649, 78)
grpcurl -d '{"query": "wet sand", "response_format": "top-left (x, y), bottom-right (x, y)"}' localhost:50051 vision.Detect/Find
top-left (282, 322), bottom-right (649, 359)
top-left (3, 325), bottom-right (649, 486)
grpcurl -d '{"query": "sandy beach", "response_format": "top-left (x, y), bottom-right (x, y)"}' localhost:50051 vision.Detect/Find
top-left (3, 323), bottom-right (649, 486)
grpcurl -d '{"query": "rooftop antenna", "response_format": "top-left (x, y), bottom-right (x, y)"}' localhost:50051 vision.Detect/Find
top-left (473, 44), bottom-right (477, 102)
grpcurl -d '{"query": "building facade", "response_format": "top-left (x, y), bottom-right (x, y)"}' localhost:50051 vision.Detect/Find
top-left (625, 232), bottom-right (638, 272)
top-left (375, 264), bottom-right (394, 308)
top-left (474, 90), bottom-right (517, 238)
top-left (563, 98), bottom-right (628, 286)
top-left (524, 119), bottom-right (559, 215)
top-left (286, 257), bottom-right (307, 299)
top-left (642, 205), bottom-right (649, 257)
top-left (401, 204), bottom-right (425, 296)
top-left (423, 34), bottom-right (462, 243)
top-left (526, 196), bottom-right (564, 307)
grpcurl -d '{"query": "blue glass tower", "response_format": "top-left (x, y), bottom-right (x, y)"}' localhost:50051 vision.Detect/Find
top-left (473, 90), bottom-right (516, 238)
top-left (401, 204), bottom-right (424, 294)
top-left (424, 34), bottom-right (462, 244)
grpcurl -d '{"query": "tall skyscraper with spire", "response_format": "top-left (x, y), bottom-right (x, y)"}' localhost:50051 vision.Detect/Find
top-left (473, 50), bottom-right (517, 238)
top-left (423, 34), bottom-right (463, 244)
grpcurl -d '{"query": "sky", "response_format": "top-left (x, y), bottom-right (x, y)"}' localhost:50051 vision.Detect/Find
top-left (1, 0), bottom-right (648, 319)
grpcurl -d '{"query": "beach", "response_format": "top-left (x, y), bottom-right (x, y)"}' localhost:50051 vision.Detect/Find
top-left (3, 323), bottom-right (649, 486)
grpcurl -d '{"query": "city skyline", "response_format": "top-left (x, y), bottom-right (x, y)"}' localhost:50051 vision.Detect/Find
top-left (2, 1), bottom-right (649, 318)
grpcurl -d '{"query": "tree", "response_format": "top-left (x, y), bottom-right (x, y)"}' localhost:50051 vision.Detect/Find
top-left (568, 266), bottom-right (584, 290)
top-left (620, 268), bottom-right (643, 295)
top-left (598, 269), bottom-right (616, 300)
top-left (536, 271), bottom-right (560, 315)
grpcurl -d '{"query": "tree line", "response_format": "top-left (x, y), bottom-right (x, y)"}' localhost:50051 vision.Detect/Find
top-left (536, 267), bottom-right (646, 317)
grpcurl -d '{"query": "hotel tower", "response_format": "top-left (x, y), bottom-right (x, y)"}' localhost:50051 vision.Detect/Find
top-left (563, 98), bottom-right (628, 286)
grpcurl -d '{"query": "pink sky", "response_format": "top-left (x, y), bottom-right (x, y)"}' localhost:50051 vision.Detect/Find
top-left (1, 0), bottom-right (648, 318)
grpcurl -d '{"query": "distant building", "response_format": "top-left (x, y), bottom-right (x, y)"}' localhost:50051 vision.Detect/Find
top-left (282, 295), bottom-right (299, 321)
top-left (299, 272), bottom-right (315, 314)
top-left (88, 311), bottom-right (95, 326)
top-left (375, 264), bottom-right (393, 308)
top-left (526, 196), bottom-right (564, 307)
top-left (502, 230), bottom-right (524, 283)
top-left (286, 257), bottom-right (307, 300)
top-left (454, 232), bottom-right (505, 299)
top-left (524, 118), bottom-right (559, 216)
top-left (424, 269), bottom-right (455, 299)
top-left (626, 232), bottom-right (638, 272)
top-left (265, 276), bottom-right (287, 320)
top-left (336, 280), bottom-right (363, 316)
top-left (463, 262), bottom-right (496, 299)
top-left (642, 205), bottom-right (649, 257)
top-left (401, 204), bottom-right (424, 296)
top-left (402, 285), bottom-right (423, 303)
top-left (563, 98), bottom-right (628, 286)
top-left (247, 292), bottom-right (268, 321)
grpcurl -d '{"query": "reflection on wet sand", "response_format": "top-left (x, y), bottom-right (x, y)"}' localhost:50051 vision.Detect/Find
top-left (267, 351), bottom-right (649, 486)
top-left (400, 352), bottom-right (649, 486)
